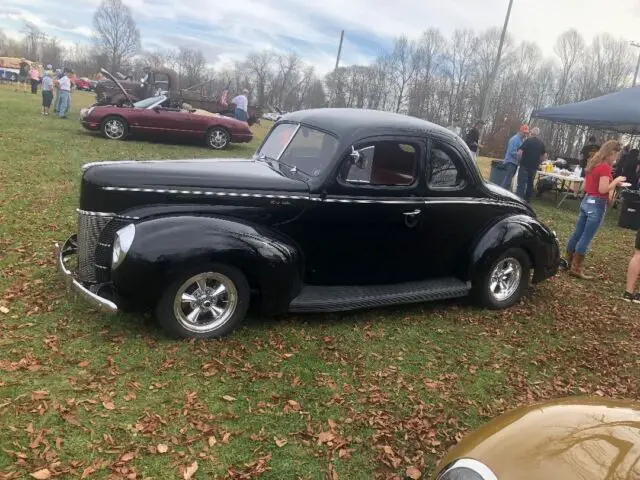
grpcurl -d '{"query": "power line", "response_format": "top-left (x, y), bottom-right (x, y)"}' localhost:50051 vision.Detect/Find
top-left (480, 0), bottom-right (514, 124)
top-left (334, 30), bottom-right (344, 72)
top-left (632, 41), bottom-right (640, 87)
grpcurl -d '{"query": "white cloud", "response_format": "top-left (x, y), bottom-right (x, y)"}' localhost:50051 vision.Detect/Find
top-left (0, 0), bottom-right (638, 75)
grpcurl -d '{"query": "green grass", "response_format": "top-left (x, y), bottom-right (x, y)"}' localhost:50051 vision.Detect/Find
top-left (1, 86), bottom-right (639, 479)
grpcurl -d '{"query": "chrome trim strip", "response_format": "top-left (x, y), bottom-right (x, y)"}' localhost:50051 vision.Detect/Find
top-left (75, 208), bottom-right (140, 220)
top-left (97, 186), bottom-right (522, 207)
top-left (97, 242), bottom-right (111, 247)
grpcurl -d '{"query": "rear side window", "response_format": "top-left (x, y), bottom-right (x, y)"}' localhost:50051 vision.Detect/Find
top-left (341, 141), bottom-right (418, 187)
top-left (428, 146), bottom-right (464, 189)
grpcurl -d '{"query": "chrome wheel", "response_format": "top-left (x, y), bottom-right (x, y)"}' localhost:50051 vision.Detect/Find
top-left (208, 129), bottom-right (229, 149)
top-left (104, 119), bottom-right (125, 139)
top-left (173, 272), bottom-right (238, 333)
top-left (488, 257), bottom-right (522, 302)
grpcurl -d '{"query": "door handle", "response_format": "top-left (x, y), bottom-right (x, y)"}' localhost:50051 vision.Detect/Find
top-left (403, 209), bottom-right (421, 217)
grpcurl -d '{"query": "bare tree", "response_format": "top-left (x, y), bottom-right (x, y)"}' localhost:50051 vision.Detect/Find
top-left (176, 47), bottom-right (206, 88)
top-left (244, 50), bottom-right (275, 106)
top-left (22, 23), bottom-right (47, 61)
top-left (389, 36), bottom-right (420, 113)
top-left (92, 0), bottom-right (140, 73)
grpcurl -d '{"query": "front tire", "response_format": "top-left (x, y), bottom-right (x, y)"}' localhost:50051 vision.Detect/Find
top-left (475, 247), bottom-right (530, 309)
top-left (100, 116), bottom-right (128, 141)
top-left (207, 127), bottom-right (230, 150)
top-left (155, 264), bottom-right (250, 339)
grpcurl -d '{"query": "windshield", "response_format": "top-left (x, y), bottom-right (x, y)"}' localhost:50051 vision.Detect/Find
top-left (257, 123), bottom-right (339, 177)
top-left (134, 96), bottom-right (165, 109)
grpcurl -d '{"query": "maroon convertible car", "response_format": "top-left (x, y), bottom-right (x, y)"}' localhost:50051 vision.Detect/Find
top-left (80, 95), bottom-right (253, 150)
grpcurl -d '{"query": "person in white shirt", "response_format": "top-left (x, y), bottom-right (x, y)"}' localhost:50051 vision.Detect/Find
top-left (55, 69), bottom-right (72, 119)
top-left (231, 89), bottom-right (249, 122)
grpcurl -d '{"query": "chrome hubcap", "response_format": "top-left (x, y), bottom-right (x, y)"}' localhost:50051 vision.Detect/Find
top-left (173, 272), bottom-right (238, 333)
top-left (104, 119), bottom-right (124, 139)
top-left (209, 130), bottom-right (228, 148)
top-left (489, 257), bottom-right (522, 302)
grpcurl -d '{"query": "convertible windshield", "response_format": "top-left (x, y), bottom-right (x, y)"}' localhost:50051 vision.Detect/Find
top-left (257, 123), bottom-right (339, 177)
top-left (134, 96), bottom-right (165, 109)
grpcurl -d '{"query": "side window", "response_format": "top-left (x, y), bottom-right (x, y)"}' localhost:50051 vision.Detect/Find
top-left (428, 145), bottom-right (464, 189)
top-left (340, 140), bottom-right (418, 187)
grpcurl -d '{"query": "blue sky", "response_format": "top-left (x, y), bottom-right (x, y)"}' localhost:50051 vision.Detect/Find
top-left (1, 0), bottom-right (639, 73)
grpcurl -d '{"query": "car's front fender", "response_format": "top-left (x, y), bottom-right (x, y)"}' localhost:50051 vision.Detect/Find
top-left (112, 215), bottom-right (303, 314)
top-left (469, 214), bottom-right (560, 283)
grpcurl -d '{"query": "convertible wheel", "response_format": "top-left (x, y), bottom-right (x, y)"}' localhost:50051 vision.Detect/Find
top-left (155, 264), bottom-right (250, 339)
top-left (101, 116), bottom-right (128, 141)
top-left (475, 248), bottom-right (530, 309)
top-left (207, 127), bottom-right (230, 150)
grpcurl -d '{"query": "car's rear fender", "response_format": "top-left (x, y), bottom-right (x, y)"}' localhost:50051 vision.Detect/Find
top-left (468, 214), bottom-right (560, 284)
top-left (111, 215), bottom-right (303, 314)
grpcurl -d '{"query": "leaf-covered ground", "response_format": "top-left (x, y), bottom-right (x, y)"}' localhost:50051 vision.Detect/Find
top-left (0, 86), bottom-right (639, 479)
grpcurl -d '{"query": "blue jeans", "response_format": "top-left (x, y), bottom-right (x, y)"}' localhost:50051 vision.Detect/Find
top-left (58, 90), bottom-right (70, 117)
top-left (566, 195), bottom-right (607, 254)
top-left (234, 108), bottom-right (247, 121)
top-left (516, 167), bottom-right (536, 202)
top-left (500, 162), bottom-right (518, 190)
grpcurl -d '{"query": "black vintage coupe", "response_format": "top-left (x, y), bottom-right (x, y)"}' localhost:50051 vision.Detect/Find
top-left (56, 108), bottom-right (560, 339)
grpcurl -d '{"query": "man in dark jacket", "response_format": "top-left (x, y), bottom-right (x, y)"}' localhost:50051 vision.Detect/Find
top-left (516, 127), bottom-right (546, 203)
top-left (465, 120), bottom-right (485, 162)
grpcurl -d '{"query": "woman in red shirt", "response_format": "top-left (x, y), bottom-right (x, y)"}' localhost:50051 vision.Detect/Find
top-left (563, 140), bottom-right (625, 279)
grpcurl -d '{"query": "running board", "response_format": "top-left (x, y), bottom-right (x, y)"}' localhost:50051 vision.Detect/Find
top-left (288, 277), bottom-right (471, 313)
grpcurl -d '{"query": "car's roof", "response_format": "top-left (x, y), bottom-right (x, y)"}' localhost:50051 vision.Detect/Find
top-left (280, 108), bottom-right (455, 139)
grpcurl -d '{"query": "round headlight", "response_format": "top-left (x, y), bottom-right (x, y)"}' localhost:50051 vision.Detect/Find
top-left (437, 459), bottom-right (497, 480)
top-left (112, 223), bottom-right (135, 270)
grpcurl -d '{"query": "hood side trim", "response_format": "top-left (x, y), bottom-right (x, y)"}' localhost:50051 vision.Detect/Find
top-left (99, 186), bottom-right (527, 208)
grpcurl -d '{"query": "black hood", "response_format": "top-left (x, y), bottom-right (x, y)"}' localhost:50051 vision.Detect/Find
top-left (83, 159), bottom-right (309, 192)
top-left (79, 159), bottom-right (310, 213)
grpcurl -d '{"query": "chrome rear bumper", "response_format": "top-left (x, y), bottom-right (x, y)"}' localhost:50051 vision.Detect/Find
top-left (55, 234), bottom-right (118, 314)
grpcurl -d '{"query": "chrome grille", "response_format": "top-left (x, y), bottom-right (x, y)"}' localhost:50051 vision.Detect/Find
top-left (77, 210), bottom-right (114, 283)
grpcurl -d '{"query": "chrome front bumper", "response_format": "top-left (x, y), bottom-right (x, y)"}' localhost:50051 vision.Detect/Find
top-left (55, 234), bottom-right (118, 313)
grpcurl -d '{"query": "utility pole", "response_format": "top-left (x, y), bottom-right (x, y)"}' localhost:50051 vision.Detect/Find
top-left (334, 30), bottom-right (345, 72)
top-left (480, 0), bottom-right (514, 124)
top-left (632, 41), bottom-right (640, 87)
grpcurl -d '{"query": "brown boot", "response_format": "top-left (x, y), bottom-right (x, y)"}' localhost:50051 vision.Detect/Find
top-left (569, 253), bottom-right (594, 280)
top-left (560, 251), bottom-right (574, 271)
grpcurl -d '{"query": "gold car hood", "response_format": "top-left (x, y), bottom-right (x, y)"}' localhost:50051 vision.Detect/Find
top-left (434, 397), bottom-right (640, 480)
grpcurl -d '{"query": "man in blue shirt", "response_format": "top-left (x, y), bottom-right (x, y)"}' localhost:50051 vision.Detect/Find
top-left (500, 124), bottom-right (529, 190)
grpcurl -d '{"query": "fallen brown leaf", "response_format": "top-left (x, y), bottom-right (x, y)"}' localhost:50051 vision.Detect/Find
top-left (274, 437), bottom-right (287, 447)
top-left (406, 467), bottom-right (421, 479)
top-left (30, 469), bottom-right (51, 479)
top-left (222, 395), bottom-right (236, 402)
top-left (157, 444), bottom-right (169, 453)
top-left (102, 400), bottom-right (115, 410)
top-left (183, 461), bottom-right (198, 479)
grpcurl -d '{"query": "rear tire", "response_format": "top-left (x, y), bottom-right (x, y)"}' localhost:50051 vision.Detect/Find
top-left (474, 247), bottom-right (530, 309)
top-left (207, 127), bottom-right (230, 150)
top-left (155, 263), bottom-right (250, 339)
top-left (100, 116), bottom-right (128, 141)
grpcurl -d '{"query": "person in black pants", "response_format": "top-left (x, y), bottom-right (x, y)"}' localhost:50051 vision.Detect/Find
top-left (516, 127), bottom-right (547, 203)
top-left (622, 229), bottom-right (640, 303)
top-left (614, 148), bottom-right (640, 190)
